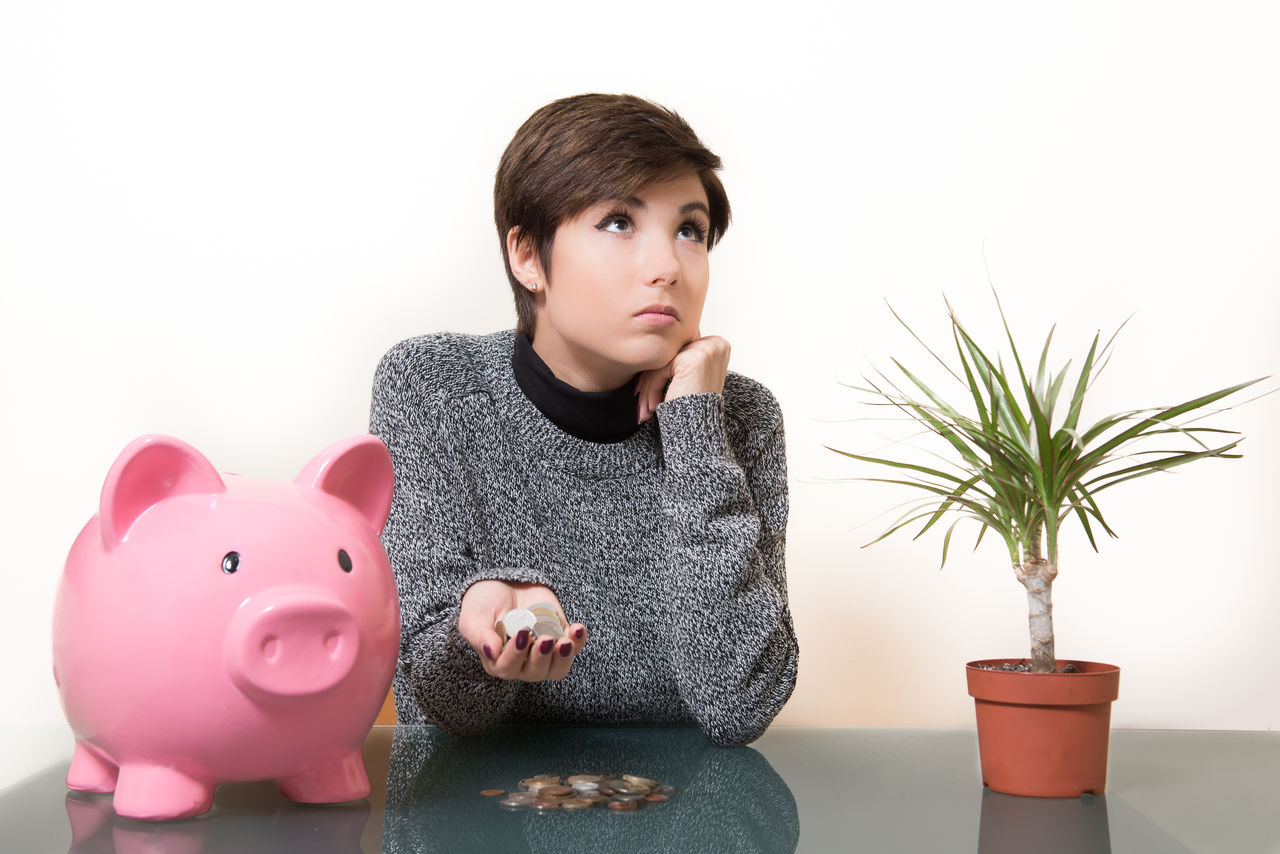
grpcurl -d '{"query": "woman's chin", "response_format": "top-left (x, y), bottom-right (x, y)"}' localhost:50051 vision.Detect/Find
top-left (599, 331), bottom-right (688, 375)
top-left (628, 346), bottom-right (682, 374)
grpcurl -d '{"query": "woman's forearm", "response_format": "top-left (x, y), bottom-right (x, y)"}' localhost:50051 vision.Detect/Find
top-left (657, 391), bottom-right (799, 746)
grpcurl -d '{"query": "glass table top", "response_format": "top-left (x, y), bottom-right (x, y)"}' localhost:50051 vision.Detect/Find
top-left (1, 725), bottom-right (1276, 853)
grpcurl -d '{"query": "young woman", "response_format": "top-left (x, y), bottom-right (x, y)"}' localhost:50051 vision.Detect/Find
top-left (369, 94), bottom-right (797, 746)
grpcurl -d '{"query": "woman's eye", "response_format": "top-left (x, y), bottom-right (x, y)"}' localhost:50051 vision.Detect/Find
top-left (597, 215), bottom-right (632, 234)
top-left (678, 222), bottom-right (708, 243)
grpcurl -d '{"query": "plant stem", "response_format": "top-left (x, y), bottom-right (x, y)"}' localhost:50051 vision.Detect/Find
top-left (1016, 558), bottom-right (1058, 672)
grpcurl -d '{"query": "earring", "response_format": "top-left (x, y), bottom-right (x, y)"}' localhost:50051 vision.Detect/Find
top-left (526, 281), bottom-right (539, 291)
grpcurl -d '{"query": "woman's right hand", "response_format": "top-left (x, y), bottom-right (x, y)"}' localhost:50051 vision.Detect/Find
top-left (458, 579), bottom-right (587, 682)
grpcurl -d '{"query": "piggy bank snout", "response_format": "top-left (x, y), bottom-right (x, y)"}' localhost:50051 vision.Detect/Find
top-left (225, 589), bottom-right (360, 699)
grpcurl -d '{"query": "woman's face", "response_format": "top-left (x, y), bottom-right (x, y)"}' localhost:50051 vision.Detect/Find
top-left (525, 172), bottom-right (712, 391)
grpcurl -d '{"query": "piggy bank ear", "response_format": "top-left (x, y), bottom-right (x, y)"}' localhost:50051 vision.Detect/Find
top-left (101, 435), bottom-right (227, 551)
top-left (295, 435), bottom-right (395, 534)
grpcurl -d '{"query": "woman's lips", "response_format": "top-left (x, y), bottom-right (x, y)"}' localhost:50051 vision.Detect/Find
top-left (635, 305), bottom-right (679, 326)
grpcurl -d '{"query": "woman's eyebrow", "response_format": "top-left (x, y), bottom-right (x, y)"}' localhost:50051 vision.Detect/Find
top-left (603, 198), bottom-right (709, 217)
top-left (605, 196), bottom-right (645, 210)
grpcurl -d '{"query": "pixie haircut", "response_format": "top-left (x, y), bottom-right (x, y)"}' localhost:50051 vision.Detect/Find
top-left (495, 93), bottom-right (731, 335)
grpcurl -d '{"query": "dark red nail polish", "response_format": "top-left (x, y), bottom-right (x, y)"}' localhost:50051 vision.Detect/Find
top-left (483, 644), bottom-right (494, 661)
top-left (559, 643), bottom-right (572, 658)
top-left (539, 638), bottom-right (554, 654)
top-left (573, 627), bottom-right (585, 640)
top-left (515, 630), bottom-right (529, 651)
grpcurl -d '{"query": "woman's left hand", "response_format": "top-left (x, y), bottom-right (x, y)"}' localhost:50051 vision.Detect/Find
top-left (636, 333), bottom-right (731, 423)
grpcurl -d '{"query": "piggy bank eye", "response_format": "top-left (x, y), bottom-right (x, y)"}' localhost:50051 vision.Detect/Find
top-left (337, 549), bottom-right (352, 573)
top-left (222, 551), bottom-right (241, 574)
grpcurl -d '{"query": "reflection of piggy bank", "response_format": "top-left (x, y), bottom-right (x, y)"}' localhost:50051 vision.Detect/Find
top-left (52, 434), bottom-right (400, 821)
top-left (65, 788), bottom-right (372, 854)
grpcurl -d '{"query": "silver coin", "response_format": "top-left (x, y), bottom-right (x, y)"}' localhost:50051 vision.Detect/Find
top-left (502, 608), bottom-right (537, 636)
top-left (612, 782), bottom-right (650, 795)
top-left (532, 619), bottom-right (564, 639)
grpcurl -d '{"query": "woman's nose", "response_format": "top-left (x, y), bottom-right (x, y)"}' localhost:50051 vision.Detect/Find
top-left (642, 237), bottom-right (680, 287)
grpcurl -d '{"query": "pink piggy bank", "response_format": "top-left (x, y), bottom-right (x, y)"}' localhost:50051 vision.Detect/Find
top-left (52, 434), bottom-right (400, 821)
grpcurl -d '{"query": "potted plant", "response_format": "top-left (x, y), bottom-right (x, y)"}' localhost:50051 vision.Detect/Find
top-left (832, 293), bottom-right (1262, 797)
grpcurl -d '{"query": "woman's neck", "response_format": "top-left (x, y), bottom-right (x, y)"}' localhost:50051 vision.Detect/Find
top-left (512, 333), bottom-right (641, 443)
top-left (529, 331), bottom-right (636, 392)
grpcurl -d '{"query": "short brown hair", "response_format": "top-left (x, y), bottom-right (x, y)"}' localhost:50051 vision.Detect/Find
top-left (494, 94), bottom-right (731, 335)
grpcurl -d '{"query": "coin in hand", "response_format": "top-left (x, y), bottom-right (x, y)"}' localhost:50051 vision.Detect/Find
top-left (496, 603), bottom-right (567, 645)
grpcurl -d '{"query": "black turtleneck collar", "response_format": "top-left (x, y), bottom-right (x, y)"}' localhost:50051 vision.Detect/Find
top-left (512, 332), bottom-right (642, 444)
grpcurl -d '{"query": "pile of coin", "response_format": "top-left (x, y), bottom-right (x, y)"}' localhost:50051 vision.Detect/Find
top-left (496, 602), bottom-right (566, 645)
top-left (482, 773), bottom-right (674, 813)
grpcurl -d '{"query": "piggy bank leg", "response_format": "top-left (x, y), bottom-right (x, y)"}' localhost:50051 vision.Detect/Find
top-left (66, 741), bottom-right (118, 793)
top-left (65, 791), bottom-right (116, 848)
top-left (112, 764), bottom-right (215, 820)
top-left (277, 752), bottom-right (370, 804)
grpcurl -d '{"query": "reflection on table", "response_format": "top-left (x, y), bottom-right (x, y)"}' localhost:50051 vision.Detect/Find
top-left (977, 790), bottom-right (1110, 854)
top-left (1, 726), bottom-right (1276, 853)
top-left (64, 785), bottom-right (371, 854)
top-left (382, 725), bottom-right (798, 854)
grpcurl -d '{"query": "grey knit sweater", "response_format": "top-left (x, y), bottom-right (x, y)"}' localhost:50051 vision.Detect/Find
top-left (368, 330), bottom-right (797, 746)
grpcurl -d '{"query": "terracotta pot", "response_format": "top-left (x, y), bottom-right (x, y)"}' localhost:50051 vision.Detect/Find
top-left (966, 659), bottom-right (1120, 798)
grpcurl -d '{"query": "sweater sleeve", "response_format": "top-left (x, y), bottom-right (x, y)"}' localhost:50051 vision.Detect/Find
top-left (369, 342), bottom-right (554, 735)
top-left (656, 384), bottom-right (799, 746)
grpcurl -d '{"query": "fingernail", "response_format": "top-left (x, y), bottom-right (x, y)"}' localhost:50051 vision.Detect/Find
top-left (516, 630), bottom-right (530, 651)
top-left (559, 642), bottom-right (572, 657)
top-left (573, 627), bottom-right (584, 640)
top-left (483, 644), bottom-right (494, 661)
top-left (539, 638), bottom-right (554, 654)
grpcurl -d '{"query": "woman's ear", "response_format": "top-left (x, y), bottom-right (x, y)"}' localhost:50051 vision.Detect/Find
top-left (506, 226), bottom-right (543, 290)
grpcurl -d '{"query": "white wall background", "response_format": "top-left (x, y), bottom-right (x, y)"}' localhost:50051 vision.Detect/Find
top-left (3, 1), bottom-right (1278, 789)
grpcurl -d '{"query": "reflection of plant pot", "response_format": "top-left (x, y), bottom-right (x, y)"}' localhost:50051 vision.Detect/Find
top-left (977, 790), bottom-right (1111, 854)
top-left (966, 659), bottom-right (1120, 798)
